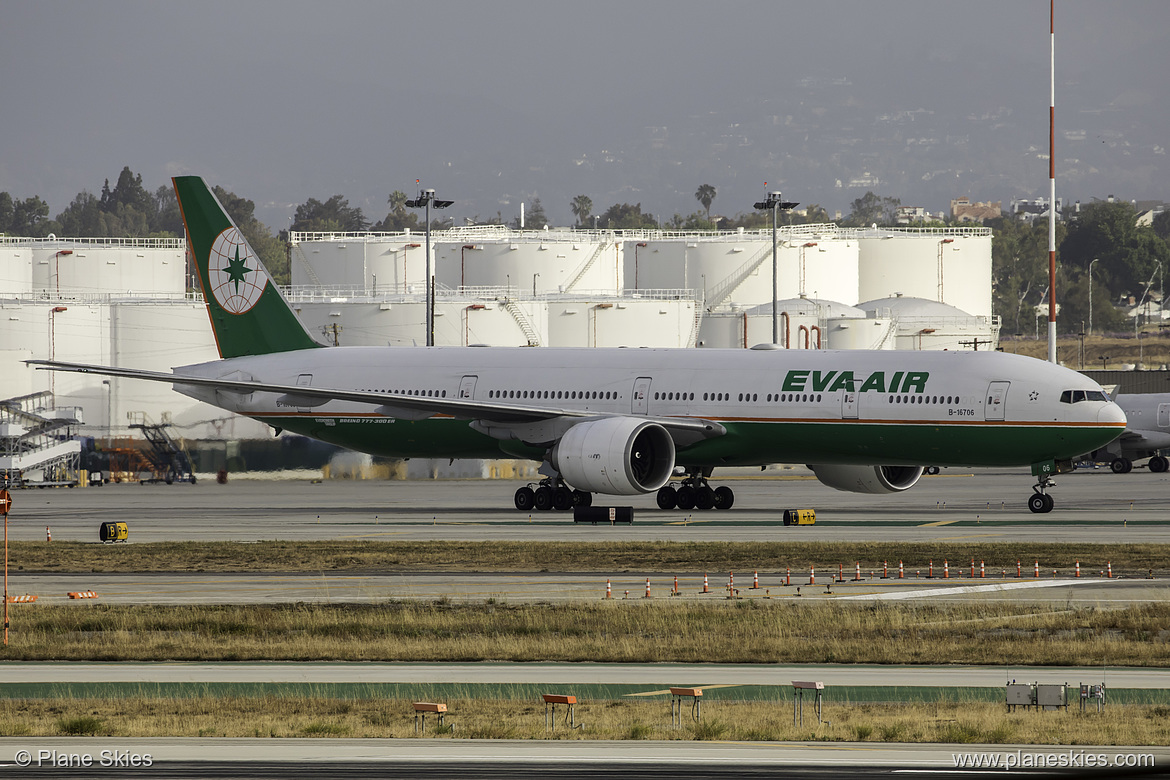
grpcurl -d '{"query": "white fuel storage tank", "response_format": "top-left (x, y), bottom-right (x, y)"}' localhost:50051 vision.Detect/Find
top-left (857, 229), bottom-right (991, 318)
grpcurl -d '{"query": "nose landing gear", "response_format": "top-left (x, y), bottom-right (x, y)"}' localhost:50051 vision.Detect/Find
top-left (1028, 476), bottom-right (1055, 514)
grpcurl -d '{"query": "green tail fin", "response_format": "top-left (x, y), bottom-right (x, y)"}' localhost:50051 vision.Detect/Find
top-left (173, 176), bottom-right (321, 358)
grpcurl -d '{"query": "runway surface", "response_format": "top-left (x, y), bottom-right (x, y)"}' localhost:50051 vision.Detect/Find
top-left (2, 738), bottom-right (1162, 778)
top-left (6, 467), bottom-right (1170, 544)
top-left (1, 661), bottom-right (1165, 688)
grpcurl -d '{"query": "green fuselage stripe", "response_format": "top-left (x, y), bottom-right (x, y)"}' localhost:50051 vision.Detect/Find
top-left (259, 415), bottom-right (1114, 468)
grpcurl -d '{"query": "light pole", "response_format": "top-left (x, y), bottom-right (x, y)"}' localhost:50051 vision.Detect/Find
top-left (405, 187), bottom-right (454, 347)
top-left (1098, 354), bottom-right (1110, 370)
top-left (753, 192), bottom-right (798, 344)
top-left (1139, 331), bottom-right (1149, 369)
top-left (1088, 258), bottom-right (1099, 336)
top-left (49, 306), bottom-right (67, 406)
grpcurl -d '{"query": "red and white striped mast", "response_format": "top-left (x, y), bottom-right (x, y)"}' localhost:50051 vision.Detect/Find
top-left (1047, 0), bottom-right (1058, 363)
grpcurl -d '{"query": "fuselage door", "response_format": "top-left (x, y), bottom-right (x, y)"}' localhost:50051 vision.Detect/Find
top-left (632, 377), bottom-right (652, 415)
top-left (841, 391), bottom-right (859, 419)
top-left (459, 375), bottom-right (478, 400)
top-left (1158, 403), bottom-right (1170, 428)
top-left (985, 381), bottom-right (1010, 421)
top-left (296, 373), bottom-right (313, 413)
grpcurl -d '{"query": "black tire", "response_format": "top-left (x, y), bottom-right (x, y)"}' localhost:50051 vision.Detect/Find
top-left (695, 486), bottom-right (715, 510)
top-left (675, 485), bottom-right (696, 510)
top-left (1150, 456), bottom-right (1169, 473)
top-left (553, 487), bottom-right (574, 511)
top-left (572, 489), bottom-right (592, 507)
top-left (1028, 494), bottom-right (1047, 513)
top-left (925, 466), bottom-right (940, 476)
top-left (1043, 493), bottom-right (1055, 512)
top-left (534, 486), bottom-right (554, 511)
top-left (656, 486), bottom-right (677, 510)
top-left (1111, 458), bottom-right (1133, 474)
top-left (713, 485), bottom-right (735, 510)
top-left (514, 486), bottom-right (536, 511)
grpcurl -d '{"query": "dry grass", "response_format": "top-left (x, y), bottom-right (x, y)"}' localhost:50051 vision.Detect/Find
top-left (0, 697), bottom-right (1166, 745)
top-left (8, 540), bottom-right (1170, 576)
top-left (1004, 333), bottom-right (1170, 370)
top-left (2, 600), bottom-right (1168, 666)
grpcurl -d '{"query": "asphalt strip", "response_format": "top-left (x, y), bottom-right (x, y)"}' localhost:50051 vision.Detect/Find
top-left (835, 578), bottom-right (1126, 600)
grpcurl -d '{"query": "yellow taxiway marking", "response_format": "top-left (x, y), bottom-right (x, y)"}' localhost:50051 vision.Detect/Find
top-left (918, 519), bottom-right (958, 527)
top-left (624, 684), bottom-right (744, 698)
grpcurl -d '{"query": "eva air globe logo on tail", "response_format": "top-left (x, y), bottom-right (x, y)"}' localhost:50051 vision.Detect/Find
top-left (207, 228), bottom-right (267, 314)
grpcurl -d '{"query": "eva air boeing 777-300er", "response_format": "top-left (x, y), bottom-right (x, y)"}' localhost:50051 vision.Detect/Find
top-left (33, 177), bottom-right (1127, 513)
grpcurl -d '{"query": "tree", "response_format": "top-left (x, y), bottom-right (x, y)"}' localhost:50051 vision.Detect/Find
top-left (1153, 210), bottom-right (1170, 242)
top-left (570, 195), bottom-right (593, 228)
top-left (291, 195), bottom-right (369, 233)
top-left (1060, 201), bottom-right (1169, 301)
top-left (989, 217), bottom-right (1055, 336)
top-left (2, 194), bottom-right (52, 236)
top-left (510, 197), bottom-right (548, 229)
top-left (596, 203), bottom-right (657, 230)
top-left (695, 184), bottom-right (716, 220)
top-left (843, 191), bottom-right (901, 226)
top-left (373, 190), bottom-right (420, 231)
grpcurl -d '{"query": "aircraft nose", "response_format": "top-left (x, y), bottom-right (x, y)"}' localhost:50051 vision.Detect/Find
top-left (1099, 402), bottom-right (1127, 427)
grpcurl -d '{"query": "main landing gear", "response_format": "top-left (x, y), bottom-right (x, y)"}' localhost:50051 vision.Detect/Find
top-left (1028, 475), bottom-right (1056, 514)
top-left (514, 477), bottom-right (592, 512)
top-left (656, 471), bottom-right (734, 511)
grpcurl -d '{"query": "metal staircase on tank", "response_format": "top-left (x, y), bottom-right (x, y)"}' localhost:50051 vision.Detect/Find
top-left (705, 243), bottom-right (774, 310)
top-left (562, 238), bottom-right (611, 293)
top-left (501, 299), bottom-right (541, 346)
top-left (0, 391), bottom-right (83, 488)
top-left (291, 243), bottom-right (324, 286)
top-left (127, 411), bottom-right (196, 484)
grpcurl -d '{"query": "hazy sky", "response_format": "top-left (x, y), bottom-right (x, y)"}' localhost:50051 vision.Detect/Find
top-left (2, 0), bottom-right (1166, 229)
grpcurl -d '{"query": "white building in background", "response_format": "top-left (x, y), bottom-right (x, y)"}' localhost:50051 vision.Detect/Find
top-left (1, 224), bottom-right (996, 446)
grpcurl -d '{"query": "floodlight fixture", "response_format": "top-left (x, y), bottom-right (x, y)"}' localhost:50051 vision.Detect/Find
top-left (754, 191), bottom-right (799, 344)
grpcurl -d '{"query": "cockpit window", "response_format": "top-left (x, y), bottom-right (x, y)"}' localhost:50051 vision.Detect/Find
top-left (1060, 389), bottom-right (1109, 404)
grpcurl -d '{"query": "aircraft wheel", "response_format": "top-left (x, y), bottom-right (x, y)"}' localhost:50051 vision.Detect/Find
top-left (1149, 456), bottom-right (1169, 473)
top-left (713, 485), bottom-right (735, 510)
top-left (515, 486), bottom-right (536, 511)
top-left (534, 486), bottom-right (554, 511)
top-left (925, 466), bottom-right (940, 476)
top-left (1029, 498), bottom-right (1057, 514)
top-left (656, 486), bottom-right (677, 510)
top-left (572, 489), bottom-right (592, 507)
top-left (695, 486), bottom-right (715, 510)
top-left (675, 485), bottom-right (696, 510)
top-left (553, 486), bottom-right (574, 511)
top-left (1111, 458), bottom-right (1133, 474)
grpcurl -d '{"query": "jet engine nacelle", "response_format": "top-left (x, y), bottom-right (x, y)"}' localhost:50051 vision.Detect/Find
top-left (809, 465), bottom-right (924, 494)
top-left (551, 417), bottom-right (676, 495)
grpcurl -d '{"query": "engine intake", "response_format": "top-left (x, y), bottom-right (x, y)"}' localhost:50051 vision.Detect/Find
top-left (551, 417), bottom-right (675, 495)
top-left (808, 464), bottom-right (923, 494)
